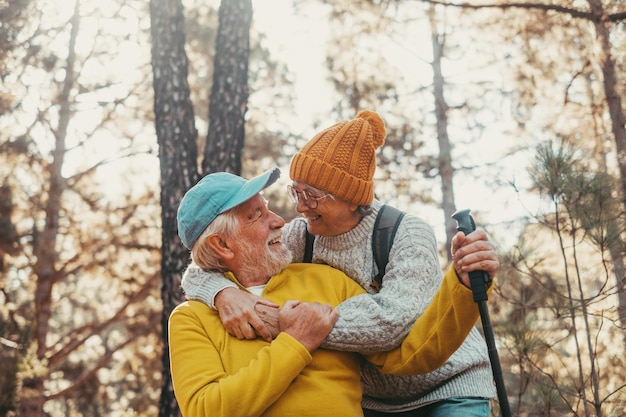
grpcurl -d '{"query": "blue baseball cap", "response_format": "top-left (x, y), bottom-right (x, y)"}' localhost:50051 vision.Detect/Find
top-left (177, 167), bottom-right (281, 249)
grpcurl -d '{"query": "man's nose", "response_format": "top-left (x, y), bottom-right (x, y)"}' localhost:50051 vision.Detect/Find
top-left (270, 211), bottom-right (286, 228)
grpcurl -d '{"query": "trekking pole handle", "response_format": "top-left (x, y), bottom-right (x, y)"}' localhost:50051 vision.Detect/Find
top-left (451, 209), bottom-right (512, 417)
top-left (451, 209), bottom-right (491, 302)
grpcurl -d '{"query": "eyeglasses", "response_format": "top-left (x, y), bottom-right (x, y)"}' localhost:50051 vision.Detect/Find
top-left (287, 185), bottom-right (332, 209)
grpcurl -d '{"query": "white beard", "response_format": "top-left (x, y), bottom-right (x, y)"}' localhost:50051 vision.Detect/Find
top-left (234, 236), bottom-right (293, 283)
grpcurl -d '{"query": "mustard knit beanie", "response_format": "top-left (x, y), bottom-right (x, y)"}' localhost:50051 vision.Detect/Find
top-left (290, 110), bottom-right (386, 206)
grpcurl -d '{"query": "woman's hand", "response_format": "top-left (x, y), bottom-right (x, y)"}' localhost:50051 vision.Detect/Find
top-left (451, 229), bottom-right (499, 288)
top-left (279, 300), bottom-right (338, 352)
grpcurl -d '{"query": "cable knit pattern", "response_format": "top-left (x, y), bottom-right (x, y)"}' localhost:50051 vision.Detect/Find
top-left (289, 110), bottom-right (385, 205)
top-left (181, 265), bottom-right (236, 308)
top-left (181, 200), bottom-right (495, 411)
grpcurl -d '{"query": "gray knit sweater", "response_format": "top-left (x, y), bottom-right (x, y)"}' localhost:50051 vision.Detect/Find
top-left (181, 200), bottom-right (495, 411)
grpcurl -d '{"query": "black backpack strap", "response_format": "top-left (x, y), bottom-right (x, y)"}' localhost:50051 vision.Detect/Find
top-left (370, 205), bottom-right (405, 292)
top-left (303, 228), bottom-right (315, 263)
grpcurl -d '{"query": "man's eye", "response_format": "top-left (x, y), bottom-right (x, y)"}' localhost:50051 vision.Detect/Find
top-left (248, 208), bottom-right (263, 221)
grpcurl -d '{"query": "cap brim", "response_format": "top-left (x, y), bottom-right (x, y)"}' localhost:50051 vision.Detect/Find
top-left (219, 167), bottom-right (280, 215)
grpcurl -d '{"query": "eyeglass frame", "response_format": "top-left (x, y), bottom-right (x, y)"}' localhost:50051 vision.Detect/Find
top-left (287, 184), bottom-right (333, 209)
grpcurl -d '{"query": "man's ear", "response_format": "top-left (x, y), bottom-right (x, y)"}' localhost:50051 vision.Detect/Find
top-left (204, 234), bottom-right (235, 260)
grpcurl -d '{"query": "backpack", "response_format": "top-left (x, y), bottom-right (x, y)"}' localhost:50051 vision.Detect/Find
top-left (302, 204), bottom-right (405, 292)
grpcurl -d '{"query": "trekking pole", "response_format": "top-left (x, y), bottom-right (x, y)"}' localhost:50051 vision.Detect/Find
top-left (452, 209), bottom-right (512, 417)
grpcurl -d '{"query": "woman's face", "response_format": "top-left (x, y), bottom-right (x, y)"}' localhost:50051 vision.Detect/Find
top-left (290, 181), bottom-right (361, 237)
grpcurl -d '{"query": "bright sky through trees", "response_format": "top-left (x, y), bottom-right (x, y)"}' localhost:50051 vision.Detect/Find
top-left (253, 0), bottom-right (532, 248)
top-left (30, 0), bottom-right (572, 248)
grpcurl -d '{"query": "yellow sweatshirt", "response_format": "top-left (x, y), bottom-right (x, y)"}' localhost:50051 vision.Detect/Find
top-left (169, 263), bottom-right (482, 417)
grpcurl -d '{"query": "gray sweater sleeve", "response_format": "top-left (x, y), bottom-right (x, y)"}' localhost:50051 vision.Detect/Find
top-left (180, 263), bottom-right (237, 309)
top-left (323, 216), bottom-right (443, 353)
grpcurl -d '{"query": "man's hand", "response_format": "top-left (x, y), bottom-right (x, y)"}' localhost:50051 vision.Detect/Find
top-left (255, 303), bottom-right (280, 339)
top-left (214, 287), bottom-right (279, 342)
top-left (279, 300), bottom-right (338, 352)
top-left (451, 229), bottom-right (499, 288)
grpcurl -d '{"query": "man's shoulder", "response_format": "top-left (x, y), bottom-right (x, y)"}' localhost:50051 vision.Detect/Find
top-left (284, 262), bottom-right (344, 275)
top-left (279, 263), bottom-right (365, 296)
top-left (171, 299), bottom-right (217, 318)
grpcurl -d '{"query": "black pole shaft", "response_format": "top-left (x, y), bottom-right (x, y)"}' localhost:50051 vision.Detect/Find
top-left (477, 299), bottom-right (511, 417)
top-left (452, 209), bottom-right (512, 417)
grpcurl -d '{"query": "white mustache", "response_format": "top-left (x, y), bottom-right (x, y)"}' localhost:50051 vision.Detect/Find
top-left (267, 232), bottom-right (283, 245)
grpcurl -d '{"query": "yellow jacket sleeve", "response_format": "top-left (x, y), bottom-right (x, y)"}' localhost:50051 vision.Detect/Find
top-left (363, 265), bottom-right (489, 375)
top-left (169, 302), bottom-right (312, 417)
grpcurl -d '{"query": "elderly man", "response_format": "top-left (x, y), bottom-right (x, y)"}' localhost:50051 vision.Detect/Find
top-left (169, 167), bottom-right (491, 417)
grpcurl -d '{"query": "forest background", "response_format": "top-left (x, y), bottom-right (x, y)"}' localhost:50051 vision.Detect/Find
top-left (1, 0), bottom-right (625, 416)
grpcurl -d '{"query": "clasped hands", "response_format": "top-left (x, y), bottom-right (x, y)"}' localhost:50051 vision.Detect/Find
top-left (215, 288), bottom-right (335, 350)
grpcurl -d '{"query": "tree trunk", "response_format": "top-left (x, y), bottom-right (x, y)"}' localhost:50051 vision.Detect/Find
top-left (20, 2), bottom-right (79, 415)
top-left (428, 5), bottom-right (456, 262)
top-left (202, 0), bottom-right (252, 176)
top-left (587, 0), bottom-right (626, 338)
top-left (150, 0), bottom-right (199, 416)
top-left (587, 0), bottom-right (626, 209)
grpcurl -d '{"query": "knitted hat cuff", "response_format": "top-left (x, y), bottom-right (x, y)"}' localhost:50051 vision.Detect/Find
top-left (290, 152), bottom-right (374, 205)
